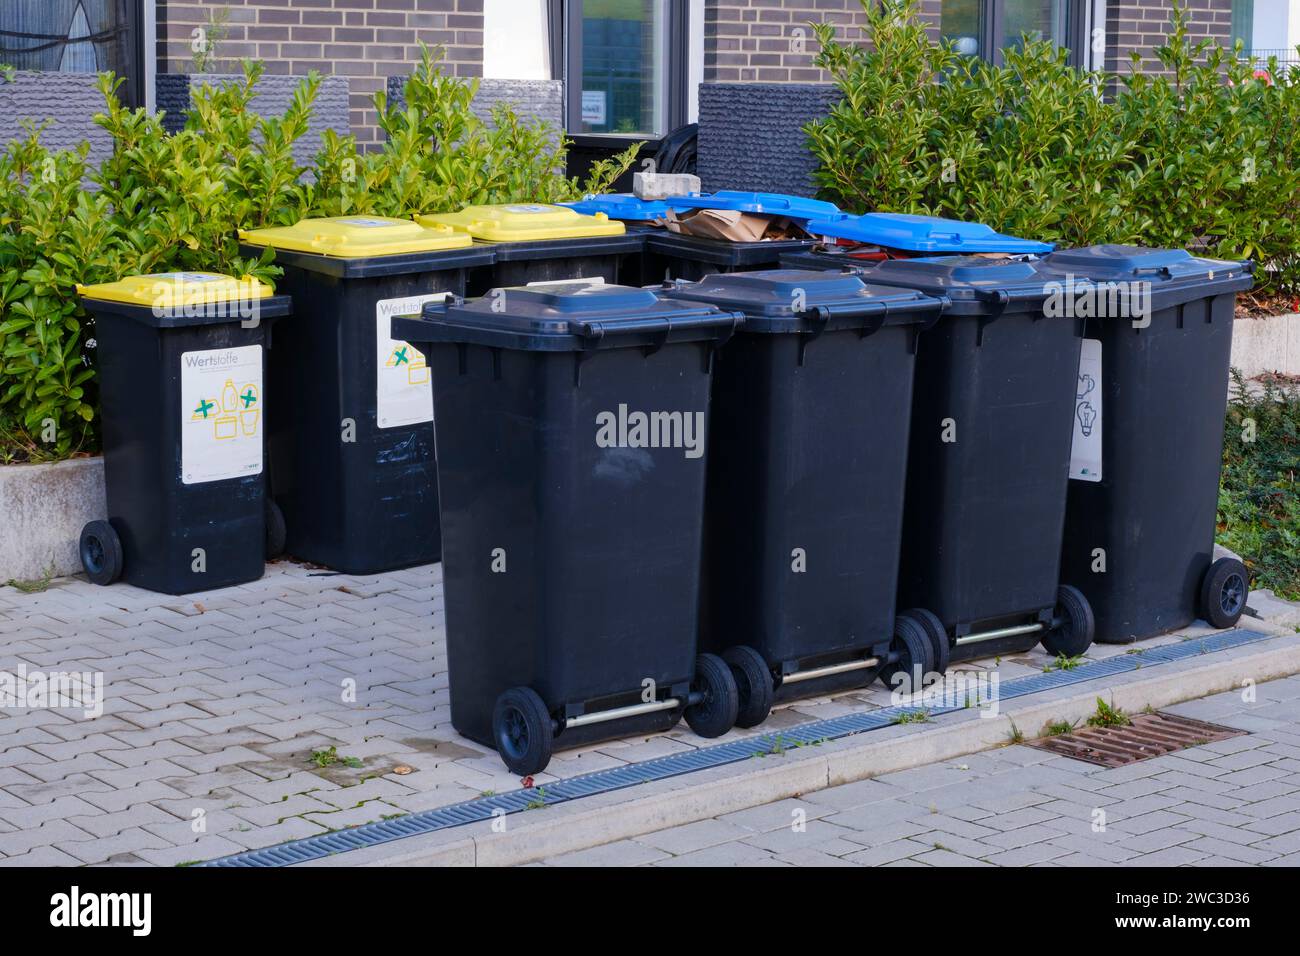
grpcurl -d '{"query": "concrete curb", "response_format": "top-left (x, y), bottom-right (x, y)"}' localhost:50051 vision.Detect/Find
top-left (303, 628), bottom-right (1300, 867)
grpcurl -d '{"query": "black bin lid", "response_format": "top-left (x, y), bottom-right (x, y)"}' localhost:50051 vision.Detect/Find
top-left (660, 269), bottom-right (944, 332)
top-left (863, 256), bottom-right (1060, 314)
top-left (392, 281), bottom-right (743, 352)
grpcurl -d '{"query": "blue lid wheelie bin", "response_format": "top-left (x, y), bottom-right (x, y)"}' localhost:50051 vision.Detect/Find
top-left (862, 256), bottom-right (1097, 668)
top-left (661, 270), bottom-right (949, 723)
top-left (393, 283), bottom-right (745, 776)
top-left (781, 212), bottom-right (1054, 270)
top-left (76, 272), bottom-right (292, 594)
top-left (238, 216), bottom-right (495, 575)
top-left (639, 191), bottom-right (836, 283)
top-left (1043, 246), bottom-right (1256, 642)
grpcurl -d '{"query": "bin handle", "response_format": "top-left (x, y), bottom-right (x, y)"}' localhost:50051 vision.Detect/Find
top-left (567, 312), bottom-right (742, 341)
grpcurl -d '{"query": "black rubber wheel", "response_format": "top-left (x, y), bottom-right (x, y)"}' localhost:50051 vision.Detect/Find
top-left (904, 606), bottom-right (950, 680)
top-left (79, 520), bottom-right (123, 587)
top-left (685, 653), bottom-right (739, 738)
top-left (265, 498), bottom-right (287, 559)
top-left (1199, 557), bottom-right (1250, 630)
top-left (491, 687), bottom-right (554, 777)
top-left (880, 613), bottom-right (936, 695)
top-left (722, 645), bottom-right (774, 729)
top-left (1041, 584), bottom-right (1096, 657)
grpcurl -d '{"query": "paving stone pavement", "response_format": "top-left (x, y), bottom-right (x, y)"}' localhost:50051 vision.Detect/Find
top-left (535, 674), bottom-right (1300, 867)
top-left (0, 559), bottom-right (1289, 866)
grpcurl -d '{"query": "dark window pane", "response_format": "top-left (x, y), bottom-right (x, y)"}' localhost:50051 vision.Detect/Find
top-left (941, 0), bottom-right (984, 58)
top-left (1002, 0), bottom-right (1070, 53)
top-left (579, 0), bottom-right (667, 136)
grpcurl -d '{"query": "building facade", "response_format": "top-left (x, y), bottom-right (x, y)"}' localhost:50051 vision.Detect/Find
top-left (1, 2), bottom-right (1288, 156)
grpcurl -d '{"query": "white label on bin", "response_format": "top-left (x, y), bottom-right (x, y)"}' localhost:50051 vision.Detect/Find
top-left (180, 345), bottom-right (263, 485)
top-left (375, 294), bottom-right (445, 429)
top-left (1069, 338), bottom-right (1102, 482)
top-left (337, 218), bottom-right (397, 228)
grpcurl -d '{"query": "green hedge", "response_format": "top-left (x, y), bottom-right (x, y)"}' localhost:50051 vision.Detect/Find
top-left (0, 47), bottom-right (637, 463)
top-left (806, 0), bottom-right (1300, 295)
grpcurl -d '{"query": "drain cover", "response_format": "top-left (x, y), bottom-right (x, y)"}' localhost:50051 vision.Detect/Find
top-left (1026, 712), bottom-right (1245, 767)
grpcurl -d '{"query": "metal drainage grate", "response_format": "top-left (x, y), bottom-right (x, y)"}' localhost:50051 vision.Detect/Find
top-left (203, 628), bottom-right (1274, 866)
top-left (1026, 712), bottom-right (1246, 767)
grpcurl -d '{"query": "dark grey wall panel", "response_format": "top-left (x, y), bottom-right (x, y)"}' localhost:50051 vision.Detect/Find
top-left (384, 77), bottom-right (564, 141)
top-left (155, 73), bottom-right (351, 165)
top-left (0, 71), bottom-right (112, 169)
top-left (696, 82), bottom-right (839, 196)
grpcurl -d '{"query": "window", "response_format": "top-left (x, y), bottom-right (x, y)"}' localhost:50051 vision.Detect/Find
top-left (0, 0), bottom-right (145, 105)
top-left (941, 0), bottom-right (1084, 66)
top-left (557, 0), bottom-right (689, 140)
top-left (1230, 0), bottom-right (1254, 54)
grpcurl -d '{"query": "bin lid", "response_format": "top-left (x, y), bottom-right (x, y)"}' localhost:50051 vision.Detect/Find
top-left (238, 216), bottom-right (471, 257)
top-left (416, 203), bottom-right (626, 242)
top-left (1040, 244), bottom-right (1248, 281)
top-left (77, 272), bottom-right (291, 326)
top-left (864, 256), bottom-right (1058, 311)
top-left (561, 193), bottom-right (693, 221)
top-left (804, 212), bottom-right (1054, 254)
top-left (664, 191), bottom-right (840, 221)
top-left (660, 269), bottom-right (943, 332)
top-left (392, 281), bottom-right (741, 352)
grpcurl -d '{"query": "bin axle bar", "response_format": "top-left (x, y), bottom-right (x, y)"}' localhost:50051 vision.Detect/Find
top-left (954, 622), bottom-right (1045, 647)
top-left (783, 656), bottom-right (880, 685)
top-left (562, 697), bottom-right (681, 730)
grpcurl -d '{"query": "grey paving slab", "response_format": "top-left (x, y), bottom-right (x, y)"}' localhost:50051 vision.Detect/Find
top-left (2, 556), bottom-right (1298, 867)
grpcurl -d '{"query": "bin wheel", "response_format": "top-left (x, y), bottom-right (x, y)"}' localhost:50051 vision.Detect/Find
top-left (491, 687), bottom-right (554, 777)
top-left (79, 520), bottom-right (123, 587)
top-left (880, 613), bottom-right (936, 695)
top-left (722, 645), bottom-right (774, 728)
top-left (903, 607), bottom-right (950, 680)
top-left (685, 653), bottom-right (739, 738)
top-left (265, 498), bottom-right (287, 560)
top-left (1199, 557), bottom-right (1250, 630)
top-left (1042, 585), bottom-right (1096, 657)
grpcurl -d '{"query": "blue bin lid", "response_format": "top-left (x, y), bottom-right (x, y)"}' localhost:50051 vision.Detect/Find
top-left (803, 212), bottom-right (1054, 254)
top-left (561, 193), bottom-right (695, 221)
top-left (664, 191), bottom-right (841, 221)
top-left (661, 269), bottom-right (943, 333)
top-left (1039, 244), bottom-right (1248, 281)
top-left (391, 282), bottom-right (742, 352)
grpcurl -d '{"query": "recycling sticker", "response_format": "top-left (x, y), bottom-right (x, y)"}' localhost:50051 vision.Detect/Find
top-left (180, 345), bottom-right (263, 485)
top-left (375, 294), bottom-right (445, 429)
top-left (1069, 338), bottom-right (1103, 482)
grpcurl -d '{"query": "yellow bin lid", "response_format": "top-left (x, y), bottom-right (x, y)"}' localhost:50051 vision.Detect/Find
top-left (239, 216), bottom-right (472, 257)
top-left (77, 272), bottom-right (277, 307)
top-left (416, 203), bottom-right (626, 242)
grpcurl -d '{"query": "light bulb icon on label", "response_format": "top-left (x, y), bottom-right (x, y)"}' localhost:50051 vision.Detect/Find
top-left (1076, 400), bottom-right (1097, 438)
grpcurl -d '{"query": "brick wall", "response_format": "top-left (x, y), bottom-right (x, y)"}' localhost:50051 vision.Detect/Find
top-left (156, 1), bottom-right (485, 147)
top-left (1105, 0), bottom-right (1233, 76)
top-left (704, 0), bottom-right (942, 82)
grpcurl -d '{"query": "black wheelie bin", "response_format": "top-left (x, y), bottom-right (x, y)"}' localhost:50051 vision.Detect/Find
top-left (661, 270), bottom-right (949, 723)
top-left (1045, 246), bottom-right (1257, 642)
top-left (76, 272), bottom-right (292, 594)
top-left (393, 282), bottom-right (744, 776)
top-left (238, 215), bottom-right (493, 574)
top-left (416, 203), bottom-right (644, 296)
top-left (862, 256), bottom-right (1098, 667)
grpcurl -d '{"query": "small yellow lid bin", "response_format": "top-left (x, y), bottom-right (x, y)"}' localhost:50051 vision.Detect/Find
top-left (77, 272), bottom-right (277, 307)
top-left (416, 203), bottom-right (626, 243)
top-left (239, 216), bottom-right (472, 257)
